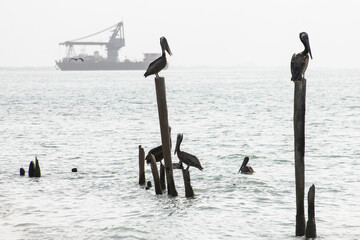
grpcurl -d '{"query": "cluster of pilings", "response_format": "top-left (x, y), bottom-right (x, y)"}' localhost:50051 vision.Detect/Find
top-left (138, 77), bottom-right (195, 198)
top-left (20, 157), bottom-right (41, 177)
top-left (19, 157), bottom-right (78, 177)
top-left (293, 78), bottom-right (316, 238)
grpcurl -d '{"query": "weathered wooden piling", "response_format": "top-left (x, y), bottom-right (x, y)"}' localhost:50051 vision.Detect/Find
top-left (154, 77), bottom-right (178, 197)
top-left (182, 166), bottom-right (194, 198)
top-left (160, 163), bottom-right (166, 190)
top-left (28, 161), bottom-right (36, 177)
top-left (293, 79), bottom-right (306, 236)
top-left (34, 157), bottom-right (41, 177)
top-left (150, 154), bottom-right (162, 194)
top-left (19, 168), bottom-right (25, 176)
top-left (138, 145), bottom-right (146, 185)
top-left (306, 184), bottom-right (316, 238)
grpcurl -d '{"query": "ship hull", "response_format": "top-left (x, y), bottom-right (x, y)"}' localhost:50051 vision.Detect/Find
top-left (56, 61), bottom-right (149, 71)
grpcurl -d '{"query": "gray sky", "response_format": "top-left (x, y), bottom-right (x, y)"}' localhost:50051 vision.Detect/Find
top-left (1, 0), bottom-right (359, 68)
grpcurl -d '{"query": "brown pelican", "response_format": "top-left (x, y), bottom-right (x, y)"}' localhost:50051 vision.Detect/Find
top-left (238, 157), bottom-right (254, 174)
top-left (144, 37), bottom-right (172, 78)
top-left (291, 32), bottom-right (312, 81)
top-left (146, 145), bottom-right (163, 164)
top-left (145, 126), bottom-right (172, 164)
top-left (174, 133), bottom-right (203, 171)
top-left (69, 57), bottom-right (84, 62)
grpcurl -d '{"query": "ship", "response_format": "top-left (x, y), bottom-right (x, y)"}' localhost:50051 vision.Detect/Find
top-left (55, 22), bottom-right (160, 71)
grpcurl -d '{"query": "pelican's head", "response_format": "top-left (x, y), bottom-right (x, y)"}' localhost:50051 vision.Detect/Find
top-left (299, 32), bottom-right (312, 59)
top-left (174, 133), bottom-right (183, 155)
top-left (239, 156), bottom-right (250, 171)
top-left (160, 36), bottom-right (173, 56)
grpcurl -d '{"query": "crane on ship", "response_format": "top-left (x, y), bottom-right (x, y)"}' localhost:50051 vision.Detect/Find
top-left (59, 22), bottom-right (125, 63)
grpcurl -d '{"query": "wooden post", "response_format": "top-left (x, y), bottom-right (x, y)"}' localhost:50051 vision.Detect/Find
top-left (293, 79), bottom-right (306, 236)
top-left (182, 167), bottom-right (194, 198)
top-left (306, 184), bottom-right (317, 238)
top-left (154, 77), bottom-right (178, 197)
top-left (160, 163), bottom-right (166, 190)
top-left (138, 145), bottom-right (145, 185)
top-left (150, 154), bottom-right (162, 195)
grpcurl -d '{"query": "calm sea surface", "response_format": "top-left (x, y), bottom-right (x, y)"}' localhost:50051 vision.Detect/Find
top-left (0, 68), bottom-right (359, 239)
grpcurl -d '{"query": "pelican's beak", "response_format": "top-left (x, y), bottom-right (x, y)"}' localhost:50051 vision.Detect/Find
top-left (174, 134), bottom-right (181, 154)
top-left (174, 140), bottom-right (179, 155)
top-left (304, 37), bottom-right (313, 60)
top-left (165, 41), bottom-right (172, 56)
top-left (308, 46), bottom-right (313, 60)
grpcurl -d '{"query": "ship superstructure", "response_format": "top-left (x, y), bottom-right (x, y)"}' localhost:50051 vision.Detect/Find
top-left (55, 22), bottom-right (159, 71)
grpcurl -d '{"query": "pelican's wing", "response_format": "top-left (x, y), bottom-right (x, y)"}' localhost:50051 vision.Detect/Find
top-left (301, 55), bottom-right (309, 78)
top-left (144, 56), bottom-right (162, 77)
top-left (291, 53), bottom-right (304, 81)
top-left (290, 53), bottom-right (296, 80)
top-left (182, 151), bottom-right (203, 170)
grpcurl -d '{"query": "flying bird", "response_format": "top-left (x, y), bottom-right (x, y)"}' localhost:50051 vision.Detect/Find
top-left (144, 37), bottom-right (172, 78)
top-left (69, 57), bottom-right (84, 62)
top-left (238, 156), bottom-right (254, 174)
top-left (291, 32), bottom-right (312, 81)
top-left (174, 133), bottom-right (203, 171)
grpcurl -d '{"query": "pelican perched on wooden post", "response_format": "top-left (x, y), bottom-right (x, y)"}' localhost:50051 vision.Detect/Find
top-left (291, 32), bottom-right (312, 81)
top-left (144, 36), bottom-right (172, 78)
top-left (238, 157), bottom-right (254, 174)
top-left (174, 133), bottom-right (203, 171)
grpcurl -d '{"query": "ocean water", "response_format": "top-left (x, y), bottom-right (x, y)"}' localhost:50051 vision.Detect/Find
top-left (0, 68), bottom-right (359, 240)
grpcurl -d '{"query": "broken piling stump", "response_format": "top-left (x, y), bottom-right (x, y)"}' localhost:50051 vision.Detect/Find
top-left (28, 161), bottom-right (35, 177)
top-left (293, 79), bottom-right (306, 236)
top-left (306, 184), bottom-right (317, 238)
top-left (154, 77), bottom-right (177, 196)
top-left (160, 163), bottom-right (166, 190)
top-left (182, 165), bottom-right (194, 198)
top-left (150, 154), bottom-right (162, 195)
top-left (138, 145), bottom-right (145, 185)
top-left (29, 157), bottom-right (41, 178)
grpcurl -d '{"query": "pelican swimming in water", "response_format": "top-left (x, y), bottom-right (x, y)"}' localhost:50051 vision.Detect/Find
top-left (291, 32), bottom-right (313, 81)
top-left (144, 36), bottom-right (172, 78)
top-left (145, 126), bottom-right (172, 164)
top-left (238, 157), bottom-right (254, 174)
top-left (174, 133), bottom-right (203, 171)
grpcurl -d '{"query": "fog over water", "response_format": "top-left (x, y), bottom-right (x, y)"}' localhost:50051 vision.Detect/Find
top-left (1, 0), bottom-right (360, 69)
top-left (1, 1), bottom-right (360, 239)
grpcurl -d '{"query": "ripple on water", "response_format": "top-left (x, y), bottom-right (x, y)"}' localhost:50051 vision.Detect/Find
top-left (1, 69), bottom-right (360, 239)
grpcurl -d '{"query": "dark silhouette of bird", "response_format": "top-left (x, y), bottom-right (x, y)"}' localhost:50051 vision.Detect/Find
top-left (238, 157), bottom-right (254, 174)
top-left (146, 145), bottom-right (163, 164)
top-left (145, 126), bottom-right (172, 164)
top-left (174, 133), bottom-right (203, 171)
top-left (291, 32), bottom-right (312, 81)
top-left (144, 37), bottom-right (172, 78)
top-left (69, 57), bottom-right (84, 62)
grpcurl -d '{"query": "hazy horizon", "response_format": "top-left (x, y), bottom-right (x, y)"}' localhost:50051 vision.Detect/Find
top-left (1, 0), bottom-right (360, 69)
